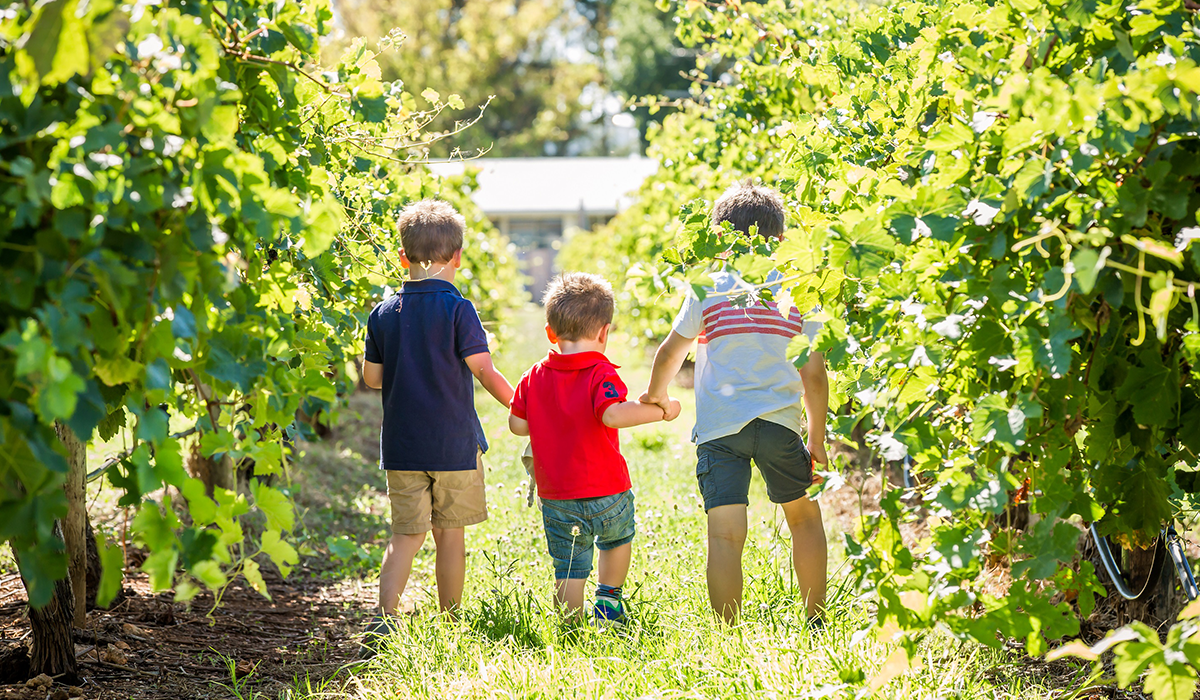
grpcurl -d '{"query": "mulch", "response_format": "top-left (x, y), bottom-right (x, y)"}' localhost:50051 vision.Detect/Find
top-left (0, 566), bottom-right (373, 700)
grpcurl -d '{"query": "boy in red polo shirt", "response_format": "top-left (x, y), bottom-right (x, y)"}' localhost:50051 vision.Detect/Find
top-left (509, 272), bottom-right (681, 623)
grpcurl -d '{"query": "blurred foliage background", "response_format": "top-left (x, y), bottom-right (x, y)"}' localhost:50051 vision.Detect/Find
top-left (328, 0), bottom-right (697, 156)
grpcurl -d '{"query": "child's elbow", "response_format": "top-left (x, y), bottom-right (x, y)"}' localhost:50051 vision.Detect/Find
top-left (601, 406), bottom-right (627, 429)
top-left (362, 363), bottom-right (384, 389)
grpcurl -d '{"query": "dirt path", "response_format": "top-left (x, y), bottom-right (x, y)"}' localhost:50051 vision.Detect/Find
top-left (0, 567), bottom-right (373, 699)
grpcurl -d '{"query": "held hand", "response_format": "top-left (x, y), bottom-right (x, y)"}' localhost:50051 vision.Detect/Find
top-left (663, 399), bottom-right (682, 422)
top-left (639, 391), bottom-right (671, 413)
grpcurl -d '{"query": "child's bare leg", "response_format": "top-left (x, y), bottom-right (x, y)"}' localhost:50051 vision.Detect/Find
top-left (431, 527), bottom-right (466, 613)
top-left (554, 578), bottom-right (587, 617)
top-left (596, 543), bottom-right (631, 588)
top-left (380, 532), bottom-right (427, 615)
top-left (706, 504), bottom-right (748, 623)
top-left (780, 496), bottom-right (827, 619)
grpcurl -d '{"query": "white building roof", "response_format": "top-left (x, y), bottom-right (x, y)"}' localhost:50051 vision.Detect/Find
top-left (427, 157), bottom-right (658, 217)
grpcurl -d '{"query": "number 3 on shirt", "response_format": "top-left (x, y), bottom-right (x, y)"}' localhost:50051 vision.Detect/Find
top-left (602, 381), bottom-right (620, 399)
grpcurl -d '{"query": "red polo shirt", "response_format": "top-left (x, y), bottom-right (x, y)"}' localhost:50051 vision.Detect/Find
top-left (509, 351), bottom-right (632, 500)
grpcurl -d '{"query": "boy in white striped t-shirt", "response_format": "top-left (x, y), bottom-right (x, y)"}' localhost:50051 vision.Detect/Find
top-left (640, 182), bottom-right (830, 626)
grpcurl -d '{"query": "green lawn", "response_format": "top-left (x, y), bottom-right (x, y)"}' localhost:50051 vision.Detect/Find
top-left (281, 309), bottom-right (1087, 699)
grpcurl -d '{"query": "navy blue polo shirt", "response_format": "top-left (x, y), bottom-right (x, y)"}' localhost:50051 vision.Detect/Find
top-left (364, 278), bottom-right (490, 471)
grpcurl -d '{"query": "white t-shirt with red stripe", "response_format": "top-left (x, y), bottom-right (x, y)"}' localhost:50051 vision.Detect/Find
top-left (671, 269), bottom-right (823, 445)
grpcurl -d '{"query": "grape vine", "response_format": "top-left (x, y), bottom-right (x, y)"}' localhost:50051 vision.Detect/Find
top-left (626, 0), bottom-right (1200, 695)
top-left (0, 0), bottom-right (522, 619)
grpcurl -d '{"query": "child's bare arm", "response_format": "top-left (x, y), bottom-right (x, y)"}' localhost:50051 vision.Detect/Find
top-left (641, 331), bottom-right (692, 410)
top-left (799, 351), bottom-right (829, 466)
top-left (509, 415), bottom-right (530, 436)
top-left (362, 360), bottom-right (384, 389)
top-left (465, 352), bottom-right (515, 407)
top-left (602, 399), bottom-right (681, 429)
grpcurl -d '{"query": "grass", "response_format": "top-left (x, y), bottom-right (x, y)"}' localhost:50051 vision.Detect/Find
top-left (276, 308), bottom-right (1091, 700)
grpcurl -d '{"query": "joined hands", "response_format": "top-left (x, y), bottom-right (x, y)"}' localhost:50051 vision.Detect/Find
top-left (639, 392), bottom-right (682, 422)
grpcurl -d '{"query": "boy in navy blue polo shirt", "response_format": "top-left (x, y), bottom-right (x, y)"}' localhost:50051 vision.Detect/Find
top-left (361, 200), bottom-right (515, 630)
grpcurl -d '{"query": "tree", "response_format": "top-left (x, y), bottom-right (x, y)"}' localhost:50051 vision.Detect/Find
top-left (605, 0), bottom-right (698, 146)
top-left (332, 0), bottom-right (601, 157)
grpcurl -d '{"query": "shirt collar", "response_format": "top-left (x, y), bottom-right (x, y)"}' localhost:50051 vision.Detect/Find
top-left (543, 350), bottom-right (618, 370)
top-left (401, 278), bottom-right (462, 296)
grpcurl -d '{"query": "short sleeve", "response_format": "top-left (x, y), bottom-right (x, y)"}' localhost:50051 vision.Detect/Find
top-left (363, 308), bottom-right (383, 363)
top-left (455, 301), bottom-right (490, 360)
top-left (592, 366), bottom-right (628, 422)
top-left (510, 373), bottom-right (529, 420)
top-left (671, 293), bottom-right (703, 339)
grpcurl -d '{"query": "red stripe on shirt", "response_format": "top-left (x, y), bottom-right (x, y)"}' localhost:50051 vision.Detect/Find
top-left (704, 309), bottom-right (805, 333)
top-left (706, 325), bottom-right (800, 341)
top-left (704, 313), bottom-right (805, 340)
top-left (703, 300), bottom-right (805, 325)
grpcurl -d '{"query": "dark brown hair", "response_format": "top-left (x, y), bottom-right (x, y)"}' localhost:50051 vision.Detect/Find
top-left (711, 180), bottom-right (786, 239)
top-left (397, 199), bottom-right (465, 265)
top-left (542, 272), bottom-right (615, 341)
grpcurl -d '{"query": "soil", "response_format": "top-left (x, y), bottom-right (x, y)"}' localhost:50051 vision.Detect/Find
top-left (0, 565), bottom-right (374, 699)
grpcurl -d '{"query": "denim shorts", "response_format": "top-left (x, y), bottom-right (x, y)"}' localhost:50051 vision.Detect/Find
top-left (696, 419), bottom-right (813, 511)
top-left (540, 490), bottom-right (636, 580)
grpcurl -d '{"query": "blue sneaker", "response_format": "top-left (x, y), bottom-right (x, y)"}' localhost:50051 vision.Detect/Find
top-left (593, 597), bottom-right (627, 626)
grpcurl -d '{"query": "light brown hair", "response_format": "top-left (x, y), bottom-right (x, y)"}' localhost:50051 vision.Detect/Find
top-left (542, 272), bottom-right (615, 341)
top-left (397, 199), bottom-right (465, 264)
top-left (711, 180), bottom-right (786, 240)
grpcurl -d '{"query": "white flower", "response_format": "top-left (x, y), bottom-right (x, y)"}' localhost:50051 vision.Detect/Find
top-left (1157, 51), bottom-right (1176, 67)
top-left (1080, 143), bottom-right (1100, 157)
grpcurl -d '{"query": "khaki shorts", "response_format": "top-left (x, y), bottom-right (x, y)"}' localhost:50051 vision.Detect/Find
top-left (386, 451), bottom-right (488, 535)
